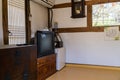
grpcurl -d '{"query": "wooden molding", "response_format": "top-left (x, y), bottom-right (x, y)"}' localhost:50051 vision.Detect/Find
top-left (90, 27), bottom-right (104, 32)
top-left (25, 0), bottom-right (31, 44)
top-left (53, 0), bottom-right (119, 9)
top-left (53, 3), bottom-right (71, 9)
top-left (53, 1), bottom-right (90, 9)
top-left (91, 0), bottom-right (120, 5)
top-left (56, 27), bottom-right (89, 33)
top-left (53, 27), bottom-right (104, 33)
top-left (2, 0), bottom-right (8, 44)
top-left (87, 4), bottom-right (92, 29)
top-left (66, 63), bottom-right (120, 71)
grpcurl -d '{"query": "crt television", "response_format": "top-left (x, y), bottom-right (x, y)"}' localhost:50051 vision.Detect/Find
top-left (36, 31), bottom-right (55, 58)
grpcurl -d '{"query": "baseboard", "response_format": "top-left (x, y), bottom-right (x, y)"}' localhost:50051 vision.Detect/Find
top-left (66, 63), bottom-right (120, 71)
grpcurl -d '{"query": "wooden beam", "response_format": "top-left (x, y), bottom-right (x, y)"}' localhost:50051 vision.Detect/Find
top-left (53, 1), bottom-right (91, 9)
top-left (53, 27), bottom-right (89, 33)
top-left (53, 27), bottom-right (104, 33)
top-left (53, 0), bottom-right (119, 9)
top-left (87, 4), bottom-right (92, 29)
top-left (2, 0), bottom-right (8, 44)
top-left (53, 3), bottom-right (71, 9)
top-left (25, 0), bottom-right (31, 44)
top-left (92, 0), bottom-right (120, 5)
top-left (90, 27), bottom-right (104, 32)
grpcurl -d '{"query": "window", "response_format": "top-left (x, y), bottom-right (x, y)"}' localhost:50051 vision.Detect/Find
top-left (2, 0), bottom-right (30, 45)
top-left (92, 2), bottom-right (120, 27)
top-left (8, 0), bottom-right (26, 44)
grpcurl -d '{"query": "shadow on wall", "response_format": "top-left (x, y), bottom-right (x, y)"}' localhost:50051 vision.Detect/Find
top-left (0, 0), bottom-right (3, 46)
top-left (0, 25), bottom-right (3, 46)
top-left (0, 39), bottom-right (3, 46)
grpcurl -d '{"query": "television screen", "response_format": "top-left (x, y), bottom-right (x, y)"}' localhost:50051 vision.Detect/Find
top-left (36, 31), bottom-right (55, 58)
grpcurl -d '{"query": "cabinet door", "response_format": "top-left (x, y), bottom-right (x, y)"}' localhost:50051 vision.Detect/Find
top-left (37, 65), bottom-right (50, 80)
top-left (21, 46), bottom-right (37, 80)
top-left (0, 49), bottom-right (14, 80)
top-left (48, 54), bottom-right (56, 75)
top-left (28, 46), bottom-right (37, 73)
top-left (0, 48), bottom-right (25, 80)
top-left (0, 46), bottom-right (37, 80)
top-left (50, 62), bottom-right (56, 74)
top-left (37, 54), bottom-right (56, 80)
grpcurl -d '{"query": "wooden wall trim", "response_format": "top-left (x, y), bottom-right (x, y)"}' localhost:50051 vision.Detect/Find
top-left (53, 0), bottom-right (119, 9)
top-left (91, 0), bottom-right (120, 5)
top-left (87, 4), bottom-right (92, 29)
top-left (2, 0), bottom-right (8, 44)
top-left (86, 2), bottom-right (104, 32)
top-left (53, 1), bottom-right (90, 9)
top-left (66, 63), bottom-right (120, 71)
top-left (25, 0), bottom-right (31, 44)
top-left (53, 3), bottom-right (71, 9)
top-left (55, 27), bottom-right (89, 33)
top-left (53, 27), bottom-right (104, 33)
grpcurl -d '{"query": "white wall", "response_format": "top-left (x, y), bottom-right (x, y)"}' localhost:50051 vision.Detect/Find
top-left (0, 0), bottom-right (3, 46)
top-left (30, 1), bottom-right (48, 37)
top-left (53, 7), bottom-right (87, 28)
top-left (61, 33), bottom-right (120, 66)
top-left (54, 0), bottom-right (120, 67)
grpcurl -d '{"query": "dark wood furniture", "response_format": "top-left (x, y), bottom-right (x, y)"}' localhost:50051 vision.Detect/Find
top-left (37, 54), bottom-right (56, 80)
top-left (0, 45), bottom-right (37, 80)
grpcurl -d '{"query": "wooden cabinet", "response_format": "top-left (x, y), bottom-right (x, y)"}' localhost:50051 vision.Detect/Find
top-left (37, 54), bottom-right (56, 80)
top-left (0, 45), bottom-right (37, 80)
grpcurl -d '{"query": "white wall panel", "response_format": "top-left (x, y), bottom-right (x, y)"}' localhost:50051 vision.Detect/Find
top-left (30, 1), bottom-right (48, 37)
top-left (53, 6), bottom-right (87, 28)
top-left (61, 33), bottom-right (120, 66)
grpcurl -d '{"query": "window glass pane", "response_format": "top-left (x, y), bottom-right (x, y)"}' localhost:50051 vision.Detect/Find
top-left (92, 2), bottom-right (120, 27)
top-left (8, 0), bottom-right (26, 45)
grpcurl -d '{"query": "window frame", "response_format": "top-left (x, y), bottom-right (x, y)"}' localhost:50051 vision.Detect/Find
top-left (2, 0), bottom-right (31, 45)
top-left (88, 0), bottom-right (120, 32)
top-left (92, 1), bottom-right (120, 27)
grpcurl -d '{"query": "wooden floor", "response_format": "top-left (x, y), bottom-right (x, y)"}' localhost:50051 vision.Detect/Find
top-left (46, 66), bottom-right (120, 80)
